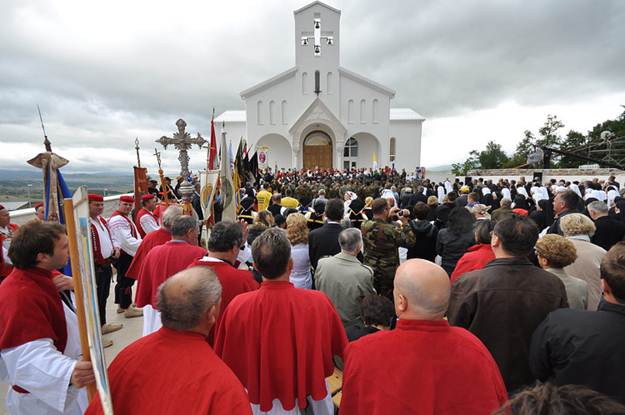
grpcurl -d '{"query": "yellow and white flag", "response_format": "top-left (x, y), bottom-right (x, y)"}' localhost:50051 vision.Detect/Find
top-left (219, 131), bottom-right (237, 221)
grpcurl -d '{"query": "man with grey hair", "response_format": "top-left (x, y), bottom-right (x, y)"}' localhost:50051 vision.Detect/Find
top-left (215, 227), bottom-right (347, 415)
top-left (135, 215), bottom-right (206, 335)
top-left (587, 200), bottom-right (625, 251)
top-left (86, 267), bottom-right (252, 414)
top-left (491, 198), bottom-right (513, 222)
top-left (126, 204), bottom-right (183, 280)
top-left (340, 259), bottom-right (507, 415)
top-left (315, 228), bottom-right (375, 327)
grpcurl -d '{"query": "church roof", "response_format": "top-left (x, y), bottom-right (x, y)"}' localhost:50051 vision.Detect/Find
top-left (289, 96), bottom-right (347, 136)
top-left (390, 108), bottom-right (426, 121)
top-left (240, 67), bottom-right (298, 99)
top-left (293, 1), bottom-right (341, 15)
top-left (338, 67), bottom-right (396, 97)
top-left (215, 110), bottom-right (246, 123)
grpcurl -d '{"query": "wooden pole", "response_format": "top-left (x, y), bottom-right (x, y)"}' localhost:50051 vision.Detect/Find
top-left (62, 198), bottom-right (97, 400)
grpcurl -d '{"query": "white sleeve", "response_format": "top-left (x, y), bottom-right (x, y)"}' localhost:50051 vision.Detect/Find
top-left (140, 214), bottom-right (159, 234)
top-left (2, 245), bottom-right (11, 265)
top-left (1, 339), bottom-right (77, 412)
top-left (109, 217), bottom-right (142, 256)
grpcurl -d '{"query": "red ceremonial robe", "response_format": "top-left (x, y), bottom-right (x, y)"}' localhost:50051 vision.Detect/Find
top-left (340, 319), bottom-right (508, 415)
top-left (190, 257), bottom-right (259, 344)
top-left (214, 280), bottom-right (348, 412)
top-left (0, 268), bottom-right (67, 352)
top-left (85, 327), bottom-right (252, 415)
top-left (126, 227), bottom-right (171, 280)
top-left (135, 241), bottom-right (206, 308)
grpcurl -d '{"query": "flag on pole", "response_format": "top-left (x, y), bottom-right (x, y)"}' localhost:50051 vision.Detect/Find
top-left (133, 166), bottom-right (148, 215)
top-left (228, 140), bottom-right (234, 171)
top-left (200, 169), bottom-right (219, 223)
top-left (208, 111), bottom-right (218, 170)
top-left (219, 131), bottom-right (237, 221)
top-left (372, 151), bottom-right (378, 170)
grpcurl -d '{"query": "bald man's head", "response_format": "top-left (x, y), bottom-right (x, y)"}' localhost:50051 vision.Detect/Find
top-left (157, 266), bottom-right (222, 331)
top-left (393, 259), bottom-right (450, 320)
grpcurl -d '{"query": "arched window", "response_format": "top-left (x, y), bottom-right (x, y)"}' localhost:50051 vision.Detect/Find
top-left (327, 72), bottom-right (333, 94)
top-left (281, 100), bottom-right (287, 124)
top-left (302, 72), bottom-right (308, 94)
top-left (344, 137), bottom-right (359, 158)
top-left (389, 137), bottom-right (396, 162)
top-left (257, 101), bottom-right (264, 125)
top-left (269, 100), bottom-right (275, 125)
top-left (372, 99), bottom-right (379, 123)
top-left (347, 99), bottom-right (354, 123)
top-left (360, 99), bottom-right (366, 123)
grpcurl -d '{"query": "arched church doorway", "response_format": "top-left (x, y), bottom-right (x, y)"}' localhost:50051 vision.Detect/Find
top-left (303, 131), bottom-right (332, 169)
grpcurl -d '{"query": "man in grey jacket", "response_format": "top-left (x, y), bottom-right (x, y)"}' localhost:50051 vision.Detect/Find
top-left (315, 228), bottom-right (375, 327)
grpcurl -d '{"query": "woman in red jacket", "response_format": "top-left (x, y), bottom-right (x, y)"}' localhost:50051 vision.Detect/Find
top-left (450, 220), bottom-right (495, 284)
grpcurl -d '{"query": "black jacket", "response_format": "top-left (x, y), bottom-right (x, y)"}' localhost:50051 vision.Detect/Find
top-left (308, 222), bottom-right (343, 269)
top-left (530, 301), bottom-right (625, 404)
top-left (436, 229), bottom-right (474, 275)
top-left (592, 215), bottom-right (625, 251)
top-left (406, 219), bottom-right (438, 262)
top-left (448, 257), bottom-right (569, 392)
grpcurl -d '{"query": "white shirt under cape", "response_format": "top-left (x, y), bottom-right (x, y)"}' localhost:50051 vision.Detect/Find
top-left (139, 214), bottom-right (159, 235)
top-left (108, 214), bottom-right (142, 256)
top-left (1, 302), bottom-right (88, 415)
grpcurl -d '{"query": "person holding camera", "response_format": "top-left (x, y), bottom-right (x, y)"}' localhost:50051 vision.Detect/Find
top-left (361, 198), bottom-right (415, 299)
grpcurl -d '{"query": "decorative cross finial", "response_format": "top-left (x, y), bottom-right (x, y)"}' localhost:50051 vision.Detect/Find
top-left (156, 118), bottom-right (207, 178)
top-left (301, 18), bottom-right (333, 56)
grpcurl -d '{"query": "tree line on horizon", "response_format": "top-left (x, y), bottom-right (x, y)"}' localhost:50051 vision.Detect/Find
top-left (451, 106), bottom-right (625, 176)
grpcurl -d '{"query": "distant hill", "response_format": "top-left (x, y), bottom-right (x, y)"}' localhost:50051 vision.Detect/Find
top-left (426, 164), bottom-right (453, 172)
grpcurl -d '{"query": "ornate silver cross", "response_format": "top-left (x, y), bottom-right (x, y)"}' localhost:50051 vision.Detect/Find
top-left (156, 118), bottom-right (207, 178)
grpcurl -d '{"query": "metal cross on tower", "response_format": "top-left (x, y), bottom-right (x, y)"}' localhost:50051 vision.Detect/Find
top-left (155, 118), bottom-right (207, 178)
top-left (301, 18), bottom-right (333, 56)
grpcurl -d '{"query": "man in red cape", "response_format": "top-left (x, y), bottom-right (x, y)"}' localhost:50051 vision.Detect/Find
top-left (86, 266), bottom-right (252, 415)
top-left (134, 194), bottom-right (159, 237)
top-left (340, 259), bottom-right (508, 415)
top-left (0, 221), bottom-right (95, 414)
top-left (126, 204), bottom-right (182, 280)
top-left (189, 220), bottom-right (258, 344)
top-left (215, 228), bottom-right (347, 414)
top-left (135, 215), bottom-right (206, 336)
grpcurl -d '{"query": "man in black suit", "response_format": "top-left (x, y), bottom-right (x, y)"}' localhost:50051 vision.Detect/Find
top-left (588, 200), bottom-right (625, 251)
top-left (309, 198), bottom-right (344, 270)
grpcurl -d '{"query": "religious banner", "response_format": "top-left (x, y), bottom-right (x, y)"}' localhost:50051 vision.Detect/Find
top-left (65, 186), bottom-right (114, 415)
top-left (257, 146), bottom-right (269, 169)
top-left (200, 169), bottom-right (219, 222)
top-left (133, 166), bottom-right (148, 214)
top-left (219, 131), bottom-right (237, 221)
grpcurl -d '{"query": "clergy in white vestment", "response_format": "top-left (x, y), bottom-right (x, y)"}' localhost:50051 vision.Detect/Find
top-left (0, 221), bottom-right (94, 414)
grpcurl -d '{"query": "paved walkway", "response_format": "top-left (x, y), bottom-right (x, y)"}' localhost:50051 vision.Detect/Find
top-left (1, 285), bottom-right (143, 414)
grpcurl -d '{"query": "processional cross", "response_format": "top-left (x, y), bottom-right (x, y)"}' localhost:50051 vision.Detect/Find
top-left (300, 18), bottom-right (334, 56)
top-left (155, 118), bottom-right (207, 178)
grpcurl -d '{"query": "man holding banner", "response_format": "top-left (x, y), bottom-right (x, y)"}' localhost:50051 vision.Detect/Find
top-left (0, 221), bottom-right (94, 414)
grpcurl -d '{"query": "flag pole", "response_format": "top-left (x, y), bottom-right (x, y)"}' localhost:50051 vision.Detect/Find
top-left (62, 199), bottom-right (97, 400)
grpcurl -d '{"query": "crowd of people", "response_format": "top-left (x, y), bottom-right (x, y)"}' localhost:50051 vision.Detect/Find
top-left (1, 167), bottom-right (625, 414)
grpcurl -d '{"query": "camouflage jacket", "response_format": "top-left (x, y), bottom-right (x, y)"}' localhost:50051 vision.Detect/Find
top-left (361, 219), bottom-right (416, 265)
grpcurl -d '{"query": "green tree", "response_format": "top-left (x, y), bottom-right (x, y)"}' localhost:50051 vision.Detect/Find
top-left (504, 130), bottom-right (535, 167)
top-left (559, 130), bottom-right (588, 168)
top-left (451, 150), bottom-right (480, 176)
top-left (478, 141), bottom-right (509, 169)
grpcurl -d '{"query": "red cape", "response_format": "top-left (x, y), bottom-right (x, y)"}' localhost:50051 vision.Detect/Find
top-left (189, 258), bottom-right (259, 344)
top-left (135, 241), bottom-right (207, 308)
top-left (214, 280), bottom-right (347, 412)
top-left (0, 267), bottom-right (67, 352)
top-left (340, 319), bottom-right (508, 415)
top-left (126, 228), bottom-right (171, 280)
top-left (450, 244), bottom-right (496, 284)
top-left (134, 208), bottom-right (159, 238)
top-left (85, 327), bottom-right (252, 415)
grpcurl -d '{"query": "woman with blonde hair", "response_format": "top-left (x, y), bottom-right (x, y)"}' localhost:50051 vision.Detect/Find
top-left (535, 234), bottom-right (588, 309)
top-left (254, 210), bottom-right (275, 228)
top-left (560, 213), bottom-right (607, 310)
top-left (286, 213), bottom-right (312, 289)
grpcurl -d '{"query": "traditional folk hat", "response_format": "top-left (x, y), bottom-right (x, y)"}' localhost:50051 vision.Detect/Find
top-left (34, 202), bottom-right (44, 209)
top-left (0, 204), bottom-right (6, 213)
top-left (119, 195), bottom-right (134, 203)
top-left (88, 194), bottom-right (104, 202)
top-left (141, 194), bottom-right (155, 202)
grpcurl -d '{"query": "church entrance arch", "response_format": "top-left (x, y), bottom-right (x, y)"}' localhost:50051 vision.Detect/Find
top-left (303, 131), bottom-right (332, 169)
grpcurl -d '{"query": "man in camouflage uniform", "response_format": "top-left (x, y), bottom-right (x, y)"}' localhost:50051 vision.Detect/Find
top-left (361, 198), bottom-right (415, 299)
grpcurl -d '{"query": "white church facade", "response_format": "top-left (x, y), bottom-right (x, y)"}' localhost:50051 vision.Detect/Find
top-left (215, 1), bottom-right (424, 171)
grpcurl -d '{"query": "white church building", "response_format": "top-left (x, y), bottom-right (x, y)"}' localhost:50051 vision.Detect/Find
top-left (215, 1), bottom-right (424, 171)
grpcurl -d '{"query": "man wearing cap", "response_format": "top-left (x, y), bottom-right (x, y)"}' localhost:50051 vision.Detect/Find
top-left (34, 202), bottom-right (45, 221)
top-left (135, 194), bottom-right (159, 238)
top-left (88, 194), bottom-right (122, 346)
top-left (108, 196), bottom-right (143, 318)
top-left (0, 204), bottom-right (19, 281)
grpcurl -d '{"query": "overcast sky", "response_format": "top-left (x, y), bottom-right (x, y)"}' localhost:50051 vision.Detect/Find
top-left (1, 0), bottom-right (624, 174)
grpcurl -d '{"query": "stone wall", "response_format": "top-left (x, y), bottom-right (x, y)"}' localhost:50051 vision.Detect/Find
top-left (464, 168), bottom-right (625, 184)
